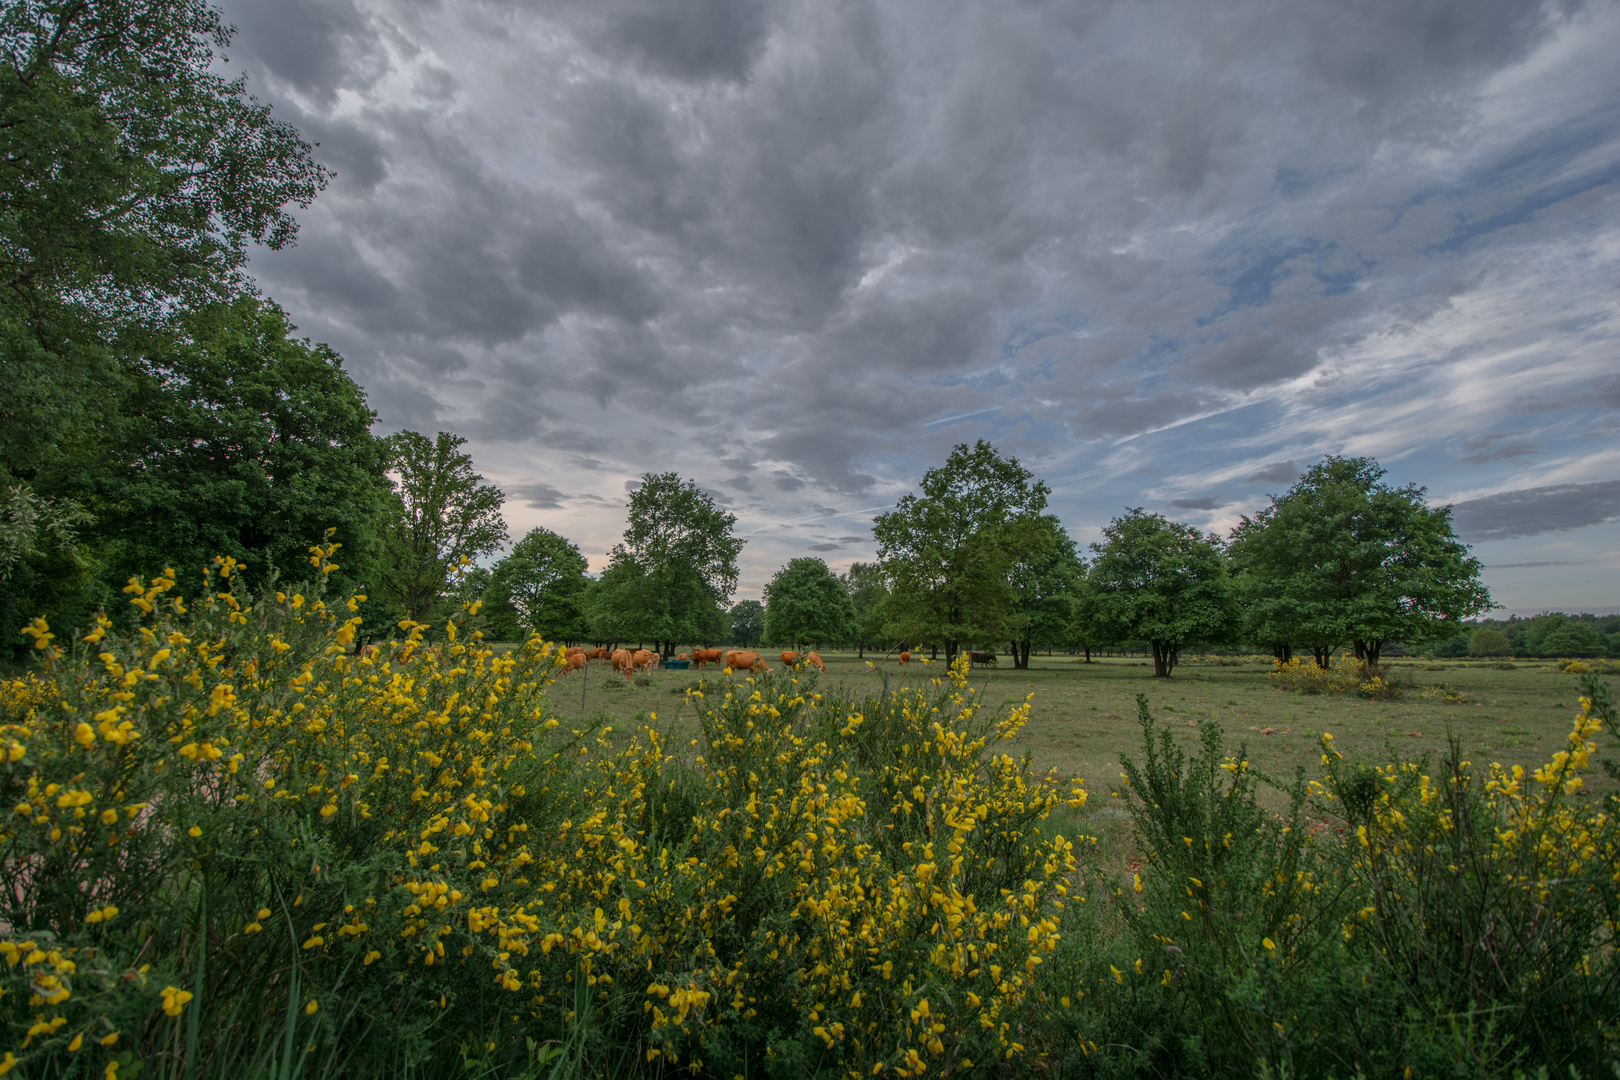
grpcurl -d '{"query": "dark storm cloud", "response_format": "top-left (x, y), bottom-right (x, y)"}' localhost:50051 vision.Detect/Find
top-left (546, 0), bottom-right (774, 83)
top-left (512, 482), bottom-right (570, 510)
top-left (1451, 480), bottom-right (1620, 541)
top-left (1244, 462), bottom-right (1300, 484)
top-left (219, 0), bottom-right (384, 105)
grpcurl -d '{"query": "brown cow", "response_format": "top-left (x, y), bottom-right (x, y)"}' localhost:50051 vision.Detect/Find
top-left (631, 649), bottom-right (658, 674)
top-left (691, 648), bottom-right (724, 669)
top-left (898, 650), bottom-right (911, 665)
top-left (780, 650), bottom-right (800, 666)
top-left (610, 649), bottom-right (635, 677)
top-left (582, 646), bottom-right (610, 661)
top-left (804, 651), bottom-right (825, 673)
top-left (966, 650), bottom-right (991, 667)
top-left (562, 652), bottom-right (588, 675)
top-left (725, 650), bottom-right (769, 674)
top-left (675, 652), bottom-right (690, 661)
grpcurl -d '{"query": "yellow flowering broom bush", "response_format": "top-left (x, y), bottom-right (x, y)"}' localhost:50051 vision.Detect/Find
top-left (0, 546), bottom-right (1088, 1078)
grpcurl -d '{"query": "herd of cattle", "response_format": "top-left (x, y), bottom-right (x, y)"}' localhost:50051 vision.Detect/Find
top-left (555, 645), bottom-right (905, 678)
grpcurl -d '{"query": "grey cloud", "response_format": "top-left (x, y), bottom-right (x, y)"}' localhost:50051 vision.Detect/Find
top-left (772, 472), bottom-right (806, 492)
top-left (1169, 497), bottom-right (1225, 510)
top-left (807, 543), bottom-right (843, 552)
top-left (512, 482), bottom-right (570, 509)
top-left (1456, 431), bottom-right (1543, 465)
top-left (1451, 480), bottom-right (1620, 542)
top-left (1595, 374), bottom-right (1620, 409)
top-left (1244, 461), bottom-right (1300, 484)
top-left (1182, 330), bottom-right (1317, 390)
top-left (219, 0), bottom-right (385, 105)
top-left (1072, 387), bottom-right (1209, 437)
top-left (550, 0), bottom-right (774, 83)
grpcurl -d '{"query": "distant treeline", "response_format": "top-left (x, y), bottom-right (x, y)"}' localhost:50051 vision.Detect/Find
top-left (1431, 612), bottom-right (1620, 659)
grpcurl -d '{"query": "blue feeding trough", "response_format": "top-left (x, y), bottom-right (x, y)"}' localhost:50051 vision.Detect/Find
top-left (663, 659), bottom-right (690, 670)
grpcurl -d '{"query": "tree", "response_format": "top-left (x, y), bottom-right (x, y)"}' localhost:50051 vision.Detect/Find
top-left (1, 0), bottom-right (327, 503)
top-left (482, 528), bottom-right (589, 644)
top-left (1087, 509), bottom-right (1235, 677)
top-left (729, 600), bottom-right (765, 649)
top-left (1467, 628), bottom-right (1511, 657)
top-left (376, 431), bottom-right (507, 626)
top-left (1541, 622), bottom-right (1604, 659)
top-left (763, 558), bottom-right (855, 650)
top-left (842, 562), bottom-right (890, 658)
top-left (1006, 516), bottom-right (1084, 669)
top-left (872, 440), bottom-right (1051, 665)
top-left (600, 474), bottom-right (743, 657)
top-left (103, 296), bottom-right (391, 594)
top-left (1226, 457), bottom-right (1492, 666)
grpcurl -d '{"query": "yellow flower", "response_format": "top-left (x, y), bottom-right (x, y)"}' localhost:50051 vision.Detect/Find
top-left (68, 1033), bottom-right (83, 1051)
top-left (305, 999), bottom-right (318, 1014)
top-left (160, 986), bottom-right (194, 1016)
top-left (100, 1032), bottom-right (118, 1046)
top-left (188, 825), bottom-right (202, 838)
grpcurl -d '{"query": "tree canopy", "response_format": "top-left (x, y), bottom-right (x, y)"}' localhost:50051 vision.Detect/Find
top-left (1226, 456), bottom-right (1492, 665)
top-left (1006, 515), bottom-right (1084, 669)
top-left (376, 431), bottom-right (508, 626)
top-left (594, 474), bottom-right (742, 655)
top-left (842, 561), bottom-right (890, 657)
top-left (763, 558), bottom-right (855, 649)
top-left (1086, 509), bottom-right (1235, 677)
top-left (482, 528), bottom-right (589, 644)
top-left (728, 599), bottom-right (765, 649)
top-left (872, 440), bottom-right (1051, 664)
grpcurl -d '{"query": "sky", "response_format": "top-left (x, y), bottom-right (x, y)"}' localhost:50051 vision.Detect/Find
top-left (216, 0), bottom-right (1620, 614)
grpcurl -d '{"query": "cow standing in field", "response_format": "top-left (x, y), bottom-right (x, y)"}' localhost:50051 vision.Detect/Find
top-left (804, 651), bottom-right (825, 673)
top-left (610, 649), bottom-right (635, 678)
top-left (898, 650), bottom-right (911, 665)
top-left (691, 648), bottom-right (724, 669)
top-left (632, 649), bottom-right (658, 674)
top-left (780, 650), bottom-right (800, 666)
top-left (562, 652), bottom-right (588, 675)
top-left (725, 650), bottom-right (769, 674)
top-left (966, 650), bottom-right (992, 668)
top-left (582, 646), bottom-right (610, 661)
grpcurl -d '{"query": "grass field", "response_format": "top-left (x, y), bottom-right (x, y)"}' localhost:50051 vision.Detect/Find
top-left (558, 650), bottom-right (1619, 818)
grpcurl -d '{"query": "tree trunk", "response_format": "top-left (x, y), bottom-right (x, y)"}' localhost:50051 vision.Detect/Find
top-left (931, 643), bottom-right (939, 661)
top-left (1151, 640), bottom-right (1175, 677)
top-left (1272, 642), bottom-right (1293, 664)
top-left (1083, 645), bottom-right (1091, 663)
top-left (943, 641), bottom-right (955, 665)
top-left (1312, 646), bottom-right (1334, 669)
top-left (1352, 639), bottom-right (1383, 667)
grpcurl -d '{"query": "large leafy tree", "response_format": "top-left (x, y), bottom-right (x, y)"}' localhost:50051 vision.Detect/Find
top-left (729, 599), bottom-right (765, 649)
top-left (872, 440), bottom-right (1051, 665)
top-left (1006, 515), bottom-right (1084, 669)
top-left (482, 528), bottom-right (589, 644)
top-left (597, 473), bottom-right (742, 657)
top-left (1087, 509), bottom-right (1235, 677)
top-left (377, 431), bottom-right (508, 626)
top-left (1226, 457), bottom-right (1492, 666)
top-left (103, 296), bottom-right (390, 592)
top-left (763, 557), bottom-right (855, 650)
top-left (842, 561), bottom-right (889, 658)
top-left (1, 0), bottom-right (327, 493)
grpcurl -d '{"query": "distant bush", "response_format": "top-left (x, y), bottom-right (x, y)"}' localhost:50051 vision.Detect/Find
top-left (1269, 655), bottom-right (1408, 699)
top-left (1467, 627), bottom-right (1511, 657)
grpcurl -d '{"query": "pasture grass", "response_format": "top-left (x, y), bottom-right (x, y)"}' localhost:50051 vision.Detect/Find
top-left (559, 650), bottom-right (1617, 809)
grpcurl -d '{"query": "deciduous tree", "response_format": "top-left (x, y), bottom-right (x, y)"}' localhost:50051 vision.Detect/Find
top-left (1226, 457), bottom-right (1492, 666)
top-left (729, 599), bottom-right (765, 649)
top-left (1007, 516), bottom-right (1084, 669)
top-left (763, 558), bottom-right (855, 650)
top-left (377, 431), bottom-right (507, 626)
top-left (482, 528), bottom-right (589, 644)
top-left (842, 561), bottom-right (889, 658)
top-left (1087, 509), bottom-right (1235, 677)
top-left (872, 441), bottom-right (1051, 665)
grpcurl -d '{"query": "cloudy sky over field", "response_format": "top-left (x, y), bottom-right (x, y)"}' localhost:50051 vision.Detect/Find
top-left (218, 0), bottom-right (1620, 612)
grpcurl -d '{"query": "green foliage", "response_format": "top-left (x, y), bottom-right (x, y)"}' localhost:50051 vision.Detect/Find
top-left (590, 474), bottom-right (741, 654)
top-left (376, 431), bottom-right (508, 626)
top-left (727, 598), bottom-right (764, 648)
top-left (482, 528), bottom-right (589, 644)
top-left (762, 557), bottom-right (855, 648)
top-left (105, 296), bottom-right (391, 593)
top-left (1085, 509), bottom-right (1235, 677)
top-left (841, 561), bottom-right (890, 655)
top-left (1226, 456), bottom-right (1492, 665)
top-left (873, 440), bottom-right (1051, 663)
top-left (1467, 627), bottom-right (1511, 657)
top-left (1006, 515), bottom-right (1083, 669)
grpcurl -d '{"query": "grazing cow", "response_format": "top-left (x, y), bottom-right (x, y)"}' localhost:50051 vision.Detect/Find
top-left (691, 648), bottom-right (724, 669)
top-left (804, 651), bottom-right (825, 673)
top-left (675, 652), bottom-right (690, 661)
top-left (610, 649), bottom-right (635, 677)
top-left (898, 650), bottom-right (911, 665)
top-left (780, 650), bottom-right (800, 666)
top-left (966, 650), bottom-right (991, 668)
top-left (565, 645), bottom-right (585, 658)
top-left (725, 650), bottom-right (769, 674)
top-left (632, 649), bottom-right (658, 674)
top-left (562, 652), bottom-right (588, 675)
top-left (582, 646), bottom-right (610, 661)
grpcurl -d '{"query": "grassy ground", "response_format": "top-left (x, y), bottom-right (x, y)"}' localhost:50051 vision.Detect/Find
top-left (556, 650), bottom-right (1619, 820)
